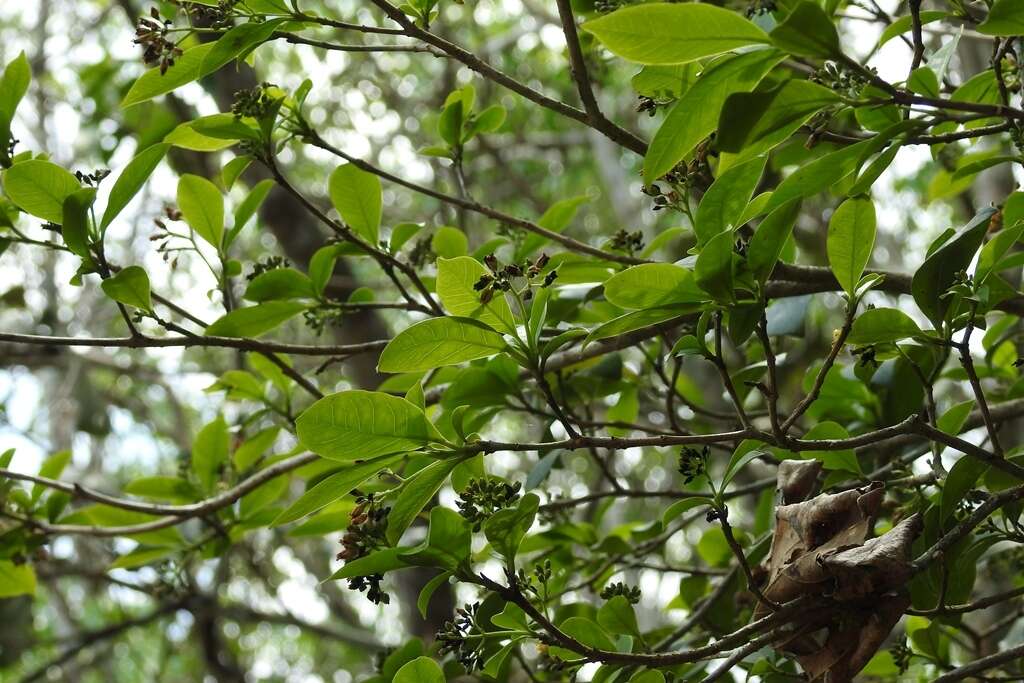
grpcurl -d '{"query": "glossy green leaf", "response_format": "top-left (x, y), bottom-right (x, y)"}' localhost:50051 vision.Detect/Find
top-left (436, 256), bottom-right (517, 333)
top-left (431, 225), bottom-right (468, 258)
top-left (227, 178), bottom-right (275, 246)
top-left (582, 3), bottom-right (770, 65)
top-left (717, 80), bottom-right (840, 154)
top-left (0, 52), bottom-right (30, 167)
top-left (394, 657), bottom-right (444, 683)
top-left (296, 390), bottom-right (440, 461)
top-left (483, 492), bottom-right (539, 560)
top-left (200, 19), bottom-right (285, 76)
top-left (100, 143), bottom-right (170, 230)
top-left (603, 263), bottom-right (706, 309)
top-left (598, 595), bottom-right (641, 639)
top-left (192, 416), bottom-right (229, 491)
top-left (694, 155), bottom-right (766, 245)
top-left (912, 208), bottom-right (996, 328)
top-left (378, 316), bottom-right (507, 373)
top-left (61, 188), bottom-right (96, 258)
top-left (940, 455), bottom-right (988, 526)
top-left (644, 49), bottom-right (783, 181)
top-left (275, 455), bottom-right (407, 526)
top-left (386, 458), bottom-right (462, 545)
top-left (877, 11), bottom-right (945, 46)
top-left (770, 1), bottom-right (841, 58)
top-left (243, 268), bottom-right (316, 302)
top-left (826, 196), bottom-right (876, 296)
top-left (177, 173), bottom-right (224, 249)
top-left (417, 570), bottom-right (452, 619)
top-left (101, 266), bottom-right (152, 312)
top-left (979, 0), bottom-right (1024, 35)
top-left (747, 199), bottom-right (801, 284)
top-left (121, 43), bottom-right (216, 108)
top-left (846, 307), bottom-right (923, 345)
top-left (329, 163), bottom-right (382, 244)
top-left (204, 301), bottom-right (307, 337)
top-left (3, 159), bottom-right (80, 224)
top-left (694, 230), bottom-right (735, 303)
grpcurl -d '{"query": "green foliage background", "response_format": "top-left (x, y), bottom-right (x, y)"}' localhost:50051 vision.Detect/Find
top-left (1, 0), bottom-right (1024, 681)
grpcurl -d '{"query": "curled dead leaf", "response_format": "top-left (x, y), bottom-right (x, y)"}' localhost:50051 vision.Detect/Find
top-left (750, 471), bottom-right (923, 682)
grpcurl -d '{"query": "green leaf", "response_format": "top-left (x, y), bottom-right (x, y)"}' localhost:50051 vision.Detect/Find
top-left (598, 595), bottom-right (641, 639)
top-left (516, 196), bottom-right (588, 259)
top-left (846, 308), bottom-right (923, 345)
top-left (177, 174), bottom-right (224, 249)
top-left (394, 657), bottom-right (444, 683)
top-left (234, 426), bottom-right (280, 470)
top-left (582, 3), bottom-right (770, 65)
top-left (629, 672), bottom-right (666, 683)
top-left (32, 450), bottom-right (72, 503)
top-left (123, 476), bottom-right (197, 503)
top-left (770, 1), bottom-right (841, 58)
top-left (431, 225), bottom-right (468, 258)
top-left (940, 455), bottom-right (988, 525)
top-left (436, 256), bottom-right (517, 333)
top-left (379, 317), bottom-right (507, 373)
top-left (826, 196), bottom-right (876, 296)
top-left (121, 43), bottom-right (216, 108)
top-left (662, 496), bottom-right (713, 527)
top-left (694, 155), bottom-right (766, 245)
top-left (109, 546), bottom-right (176, 570)
top-left (61, 188), bottom-right (96, 258)
top-left (908, 67), bottom-right (940, 98)
top-left (694, 230), bottom-right (735, 303)
top-left (558, 617), bottom-right (616, 652)
top-left (295, 390), bottom-right (439, 461)
top-left (801, 421), bottom-right (860, 474)
top-left (603, 263), bottom-right (706, 309)
top-left (912, 208), bottom-right (996, 328)
top-left (192, 416), bottom-right (229, 491)
top-left (417, 570), bottom-right (452, 619)
top-left (979, 0), bottom-right (1024, 35)
top-left (239, 475), bottom-right (289, 519)
top-left (308, 243), bottom-right (344, 296)
top-left (100, 143), bottom-right (170, 230)
top-left (400, 506), bottom-right (472, 569)
top-left (877, 11), bottom-right (946, 47)
top-left (329, 163), bottom-right (382, 244)
top-left (644, 49), bottom-right (783, 181)
top-left (747, 199), bottom-right (801, 284)
top-left (386, 458), bottom-right (462, 545)
top-left (101, 266), bottom-right (152, 312)
top-left (937, 400), bottom-right (974, 435)
top-left (200, 19), bottom-right (285, 76)
top-left (0, 52), bottom-right (31, 167)
top-left (722, 440), bottom-right (767, 491)
top-left (0, 561), bottom-right (36, 598)
top-left (274, 453), bottom-right (408, 526)
top-left (2, 159), bottom-right (81, 223)
top-left (328, 547), bottom-right (409, 580)
top-left (976, 221), bottom-right (1024, 284)
top-left (243, 268), bottom-right (316, 302)
top-left (717, 80), bottom-right (840, 154)
top-left (204, 301), bottom-right (307, 338)
top-left (227, 178), bottom-right (275, 247)
top-left (763, 136), bottom-right (880, 212)
top-left (165, 116), bottom-right (245, 151)
top-left (584, 307), bottom-right (684, 347)
top-left (483, 492), bottom-right (539, 560)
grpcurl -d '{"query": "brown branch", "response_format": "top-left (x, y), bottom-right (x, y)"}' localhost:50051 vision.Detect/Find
top-left (0, 331), bottom-right (386, 357)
